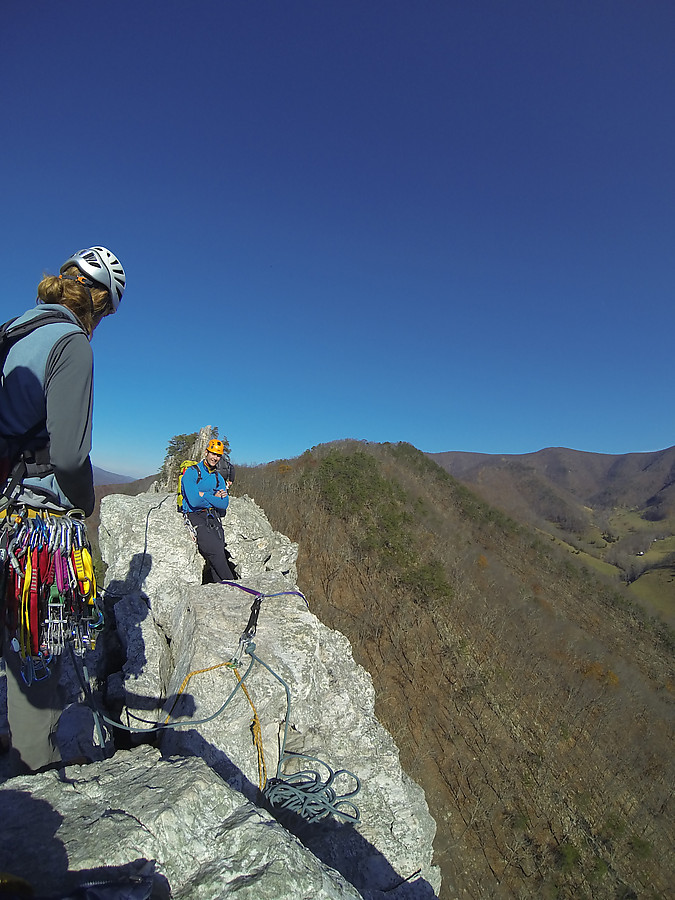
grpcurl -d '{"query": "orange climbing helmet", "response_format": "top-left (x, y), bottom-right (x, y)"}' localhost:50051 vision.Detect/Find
top-left (206, 439), bottom-right (224, 456)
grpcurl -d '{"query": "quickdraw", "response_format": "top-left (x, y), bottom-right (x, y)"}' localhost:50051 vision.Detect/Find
top-left (1, 508), bottom-right (102, 684)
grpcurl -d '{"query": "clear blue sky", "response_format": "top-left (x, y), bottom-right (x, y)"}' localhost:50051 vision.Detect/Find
top-left (2, 1), bottom-right (673, 477)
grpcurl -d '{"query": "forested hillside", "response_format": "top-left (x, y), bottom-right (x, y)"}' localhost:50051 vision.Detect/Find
top-left (428, 446), bottom-right (675, 628)
top-left (234, 442), bottom-right (674, 900)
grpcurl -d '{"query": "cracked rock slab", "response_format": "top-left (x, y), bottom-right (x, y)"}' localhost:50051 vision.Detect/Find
top-left (0, 747), bottom-right (362, 899)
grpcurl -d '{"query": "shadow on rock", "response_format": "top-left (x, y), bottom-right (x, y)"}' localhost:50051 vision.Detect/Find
top-left (160, 728), bottom-right (437, 899)
top-left (0, 790), bottom-right (68, 887)
top-left (261, 790), bottom-right (438, 899)
top-left (0, 798), bottom-right (168, 900)
top-left (101, 552), bottom-right (154, 678)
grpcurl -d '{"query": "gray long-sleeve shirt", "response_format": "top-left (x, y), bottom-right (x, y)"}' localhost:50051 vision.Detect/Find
top-left (0, 304), bottom-right (95, 515)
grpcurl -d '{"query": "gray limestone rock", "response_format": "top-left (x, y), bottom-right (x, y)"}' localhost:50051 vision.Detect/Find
top-left (152, 425), bottom-right (218, 494)
top-left (1, 488), bottom-right (440, 899)
top-left (99, 490), bottom-right (298, 596)
top-left (0, 746), bottom-right (363, 899)
top-left (221, 494), bottom-right (298, 582)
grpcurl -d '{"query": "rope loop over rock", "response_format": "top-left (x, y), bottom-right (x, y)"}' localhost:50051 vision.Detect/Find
top-left (263, 759), bottom-right (361, 824)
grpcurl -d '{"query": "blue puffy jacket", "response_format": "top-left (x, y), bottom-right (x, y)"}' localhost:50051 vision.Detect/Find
top-left (181, 460), bottom-right (230, 514)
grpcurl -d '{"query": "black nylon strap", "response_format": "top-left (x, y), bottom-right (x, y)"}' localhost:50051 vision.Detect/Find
top-left (0, 309), bottom-right (82, 499)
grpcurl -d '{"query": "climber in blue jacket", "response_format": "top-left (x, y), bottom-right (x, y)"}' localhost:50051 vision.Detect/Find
top-left (181, 439), bottom-right (236, 581)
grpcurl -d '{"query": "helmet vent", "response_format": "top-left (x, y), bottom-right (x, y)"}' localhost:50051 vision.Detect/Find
top-left (82, 251), bottom-right (102, 269)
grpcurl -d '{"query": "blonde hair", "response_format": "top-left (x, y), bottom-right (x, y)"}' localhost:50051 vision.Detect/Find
top-left (36, 265), bottom-right (112, 337)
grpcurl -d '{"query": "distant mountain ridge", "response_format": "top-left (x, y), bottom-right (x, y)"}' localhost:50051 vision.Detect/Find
top-left (92, 465), bottom-right (138, 486)
top-left (426, 444), bottom-right (675, 623)
top-left (426, 445), bottom-right (675, 514)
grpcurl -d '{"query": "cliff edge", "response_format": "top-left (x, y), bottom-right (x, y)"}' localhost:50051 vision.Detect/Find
top-left (0, 489), bottom-right (441, 899)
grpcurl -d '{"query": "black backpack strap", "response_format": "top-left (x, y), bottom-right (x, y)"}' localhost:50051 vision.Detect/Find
top-left (0, 317), bottom-right (19, 373)
top-left (0, 418), bottom-right (47, 505)
top-left (1, 457), bottom-right (28, 507)
top-left (1, 309), bottom-right (83, 373)
top-left (0, 310), bottom-right (83, 503)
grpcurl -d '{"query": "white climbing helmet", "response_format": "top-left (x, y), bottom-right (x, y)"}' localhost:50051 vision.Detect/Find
top-left (60, 246), bottom-right (126, 311)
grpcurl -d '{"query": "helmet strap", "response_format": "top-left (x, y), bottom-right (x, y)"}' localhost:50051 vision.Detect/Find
top-left (59, 273), bottom-right (95, 313)
top-left (59, 273), bottom-right (94, 289)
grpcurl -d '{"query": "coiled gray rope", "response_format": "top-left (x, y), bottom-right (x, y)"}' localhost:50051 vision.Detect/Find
top-left (249, 646), bottom-right (361, 824)
top-left (263, 764), bottom-right (360, 824)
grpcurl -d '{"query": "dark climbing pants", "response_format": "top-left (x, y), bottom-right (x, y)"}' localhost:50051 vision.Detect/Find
top-left (187, 510), bottom-right (236, 582)
top-left (2, 630), bottom-right (65, 774)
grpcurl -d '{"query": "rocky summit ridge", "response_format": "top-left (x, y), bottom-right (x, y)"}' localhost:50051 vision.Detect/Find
top-left (0, 486), bottom-right (440, 899)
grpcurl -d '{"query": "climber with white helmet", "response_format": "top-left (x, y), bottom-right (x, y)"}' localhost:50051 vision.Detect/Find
top-left (0, 245), bottom-right (125, 774)
top-left (0, 246), bottom-right (126, 516)
top-left (181, 438), bottom-right (237, 582)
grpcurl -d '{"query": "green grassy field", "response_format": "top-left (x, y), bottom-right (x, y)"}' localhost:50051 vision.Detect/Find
top-left (629, 569), bottom-right (675, 626)
top-left (543, 510), bottom-right (675, 628)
